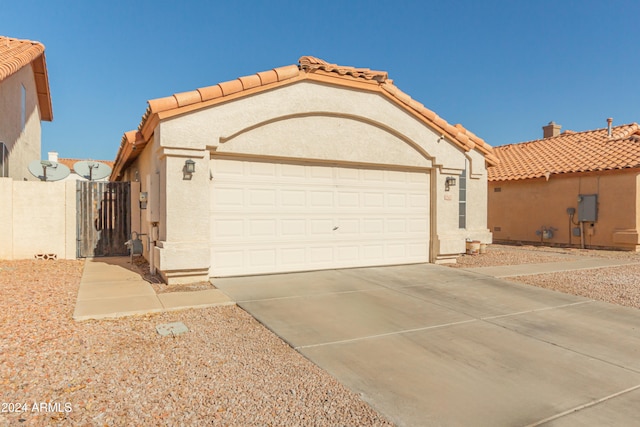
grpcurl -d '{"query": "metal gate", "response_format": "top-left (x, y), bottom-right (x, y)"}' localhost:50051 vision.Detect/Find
top-left (77, 181), bottom-right (131, 257)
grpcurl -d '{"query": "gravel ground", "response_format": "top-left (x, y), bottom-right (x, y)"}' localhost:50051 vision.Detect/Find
top-left (0, 260), bottom-right (393, 426)
top-left (449, 246), bottom-right (577, 268)
top-left (511, 264), bottom-right (640, 310)
top-left (452, 244), bottom-right (640, 310)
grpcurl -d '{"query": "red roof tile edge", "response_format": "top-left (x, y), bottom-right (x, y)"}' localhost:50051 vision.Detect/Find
top-left (58, 158), bottom-right (115, 172)
top-left (0, 36), bottom-right (53, 121)
top-left (111, 56), bottom-right (497, 180)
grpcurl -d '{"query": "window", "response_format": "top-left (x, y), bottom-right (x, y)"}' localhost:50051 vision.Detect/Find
top-left (21, 84), bottom-right (27, 130)
top-left (458, 163), bottom-right (467, 229)
top-left (0, 142), bottom-right (8, 177)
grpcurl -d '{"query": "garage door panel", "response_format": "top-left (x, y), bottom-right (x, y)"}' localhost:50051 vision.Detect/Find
top-left (249, 219), bottom-right (277, 236)
top-left (281, 219), bottom-right (306, 236)
top-left (281, 190), bottom-right (306, 206)
top-left (363, 169), bottom-right (385, 182)
top-left (215, 188), bottom-right (244, 206)
top-left (310, 191), bottom-right (334, 207)
top-left (363, 244), bottom-right (385, 260)
top-left (214, 219), bottom-right (244, 237)
top-left (387, 244), bottom-right (407, 259)
top-left (336, 218), bottom-right (359, 233)
top-left (210, 158), bottom-right (429, 277)
top-left (310, 247), bottom-right (333, 263)
top-left (336, 167), bottom-right (359, 181)
top-left (363, 219), bottom-right (385, 233)
top-left (337, 245), bottom-right (359, 262)
top-left (387, 219), bottom-right (407, 233)
top-left (310, 166), bottom-right (333, 180)
top-left (249, 189), bottom-right (276, 206)
top-left (310, 219), bottom-right (334, 235)
top-left (249, 248), bottom-right (276, 266)
top-left (363, 192), bottom-right (384, 207)
top-left (408, 218), bottom-right (429, 233)
top-left (281, 163), bottom-right (306, 178)
top-left (214, 250), bottom-right (244, 270)
top-left (409, 194), bottom-right (429, 208)
top-left (387, 193), bottom-right (407, 208)
top-left (337, 191), bottom-right (359, 207)
top-left (249, 162), bottom-right (277, 176)
top-left (281, 247), bottom-right (306, 265)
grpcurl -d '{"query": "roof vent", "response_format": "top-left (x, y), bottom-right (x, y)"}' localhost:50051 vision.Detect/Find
top-left (47, 151), bottom-right (58, 162)
top-left (607, 117), bottom-right (613, 137)
top-left (542, 122), bottom-right (561, 138)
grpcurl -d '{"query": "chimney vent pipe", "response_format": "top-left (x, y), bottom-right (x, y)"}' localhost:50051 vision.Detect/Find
top-left (542, 121), bottom-right (562, 138)
top-left (607, 118), bottom-right (613, 137)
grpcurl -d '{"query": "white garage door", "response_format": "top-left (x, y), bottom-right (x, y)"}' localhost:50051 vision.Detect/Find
top-left (210, 158), bottom-right (430, 277)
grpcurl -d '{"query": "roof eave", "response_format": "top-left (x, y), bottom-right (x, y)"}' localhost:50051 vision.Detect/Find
top-left (32, 53), bottom-right (53, 121)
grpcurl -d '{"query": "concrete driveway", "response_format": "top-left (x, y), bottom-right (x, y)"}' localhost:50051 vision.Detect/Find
top-left (214, 263), bottom-right (640, 427)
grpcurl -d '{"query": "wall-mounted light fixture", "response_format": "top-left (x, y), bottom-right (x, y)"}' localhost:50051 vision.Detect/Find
top-left (183, 159), bottom-right (196, 180)
top-left (185, 159), bottom-right (196, 173)
top-left (445, 176), bottom-right (456, 191)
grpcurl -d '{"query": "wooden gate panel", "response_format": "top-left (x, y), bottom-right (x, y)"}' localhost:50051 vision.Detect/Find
top-left (77, 181), bottom-right (130, 257)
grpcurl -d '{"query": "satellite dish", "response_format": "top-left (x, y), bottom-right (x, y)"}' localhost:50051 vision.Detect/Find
top-left (73, 160), bottom-right (112, 181)
top-left (28, 160), bottom-right (70, 181)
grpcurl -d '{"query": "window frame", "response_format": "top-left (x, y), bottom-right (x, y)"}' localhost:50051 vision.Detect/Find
top-left (0, 142), bottom-right (8, 177)
top-left (458, 162), bottom-right (467, 229)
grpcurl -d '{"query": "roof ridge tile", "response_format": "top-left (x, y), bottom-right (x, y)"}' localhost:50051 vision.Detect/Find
top-left (113, 56), bottom-right (499, 179)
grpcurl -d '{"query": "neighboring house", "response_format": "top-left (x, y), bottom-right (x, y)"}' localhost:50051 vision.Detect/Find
top-left (111, 56), bottom-right (497, 284)
top-left (488, 120), bottom-right (640, 251)
top-left (0, 35), bottom-right (53, 180)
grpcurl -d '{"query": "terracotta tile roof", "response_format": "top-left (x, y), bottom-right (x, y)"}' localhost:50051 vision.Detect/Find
top-left (58, 158), bottom-right (115, 172)
top-left (112, 56), bottom-right (497, 179)
top-left (0, 35), bottom-right (53, 121)
top-left (488, 123), bottom-right (640, 181)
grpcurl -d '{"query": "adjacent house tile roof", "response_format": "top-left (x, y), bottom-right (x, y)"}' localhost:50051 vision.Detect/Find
top-left (58, 158), bottom-right (115, 172)
top-left (488, 123), bottom-right (640, 181)
top-left (0, 35), bottom-right (53, 121)
top-left (112, 56), bottom-right (497, 179)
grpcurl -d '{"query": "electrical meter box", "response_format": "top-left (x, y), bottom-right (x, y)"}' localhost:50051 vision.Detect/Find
top-left (578, 194), bottom-right (598, 222)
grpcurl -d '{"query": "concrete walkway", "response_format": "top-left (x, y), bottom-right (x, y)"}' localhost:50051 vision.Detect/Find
top-left (214, 264), bottom-right (640, 427)
top-left (462, 256), bottom-right (640, 278)
top-left (73, 257), bottom-right (233, 321)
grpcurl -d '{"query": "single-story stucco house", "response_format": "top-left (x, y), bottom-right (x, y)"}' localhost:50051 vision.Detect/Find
top-left (111, 56), bottom-right (497, 284)
top-left (0, 35), bottom-right (53, 180)
top-left (489, 119), bottom-right (640, 251)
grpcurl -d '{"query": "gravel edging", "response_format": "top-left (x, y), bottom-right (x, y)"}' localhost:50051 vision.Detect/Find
top-left (508, 264), bottom-right (640, 310)
top-left (0, 260), bottom-right (394, 426)
top-left (450, 244), bottom-right (640, 310)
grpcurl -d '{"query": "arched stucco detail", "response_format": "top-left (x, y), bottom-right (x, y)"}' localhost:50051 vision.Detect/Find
top-left (215, 112), bottom-right (433, 169)
top-left (159, 81), bottom-right (466, 171)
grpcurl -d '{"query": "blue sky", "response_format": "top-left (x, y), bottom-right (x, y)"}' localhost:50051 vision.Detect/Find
top-left (2, 0), bottom-right (639, 161)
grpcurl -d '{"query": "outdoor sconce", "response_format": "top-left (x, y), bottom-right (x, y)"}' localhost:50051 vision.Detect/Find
top-left (185, 159), bottom-right (196, 173)
top-left (445, 176), bottom-right (456, 192)
top-left (183, 159), bottom-right (196, 180)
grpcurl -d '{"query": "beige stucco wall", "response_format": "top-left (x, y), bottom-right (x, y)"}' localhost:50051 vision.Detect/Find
top-left (0, 64), bottom-right (42, 181)
top-left (126, 81), bottom-right (491, 282)
top-left (0, 178), bottom-right (76, 259)
top-left (488, 170), bottom-right (640, 250)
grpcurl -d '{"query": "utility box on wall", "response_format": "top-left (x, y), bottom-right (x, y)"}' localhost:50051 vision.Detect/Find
top-left (578, 194), bottom-right (598, 222)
